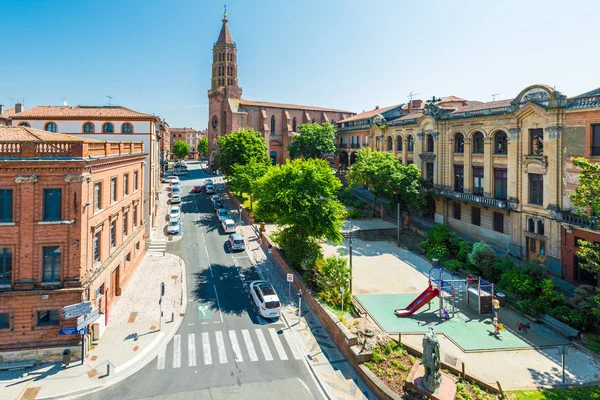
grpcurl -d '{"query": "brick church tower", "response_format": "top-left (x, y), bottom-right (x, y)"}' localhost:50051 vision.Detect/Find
top-left (207, 10), bottom-right (242, 165)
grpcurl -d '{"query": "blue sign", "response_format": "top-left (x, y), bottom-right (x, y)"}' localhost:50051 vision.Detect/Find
top-left (58, 327), bottom-right (87, 335)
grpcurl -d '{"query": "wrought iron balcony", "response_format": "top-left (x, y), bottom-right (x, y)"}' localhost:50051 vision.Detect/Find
top-left (437, 188), bottom-right (508, 210)
top-left (563, 211), bottom-right (598, 230)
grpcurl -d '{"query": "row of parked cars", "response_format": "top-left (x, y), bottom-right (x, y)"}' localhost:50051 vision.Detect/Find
top-left (204, 180), bottom-right (246, 252)
top-left (164, 175), bottom-right (182, 235)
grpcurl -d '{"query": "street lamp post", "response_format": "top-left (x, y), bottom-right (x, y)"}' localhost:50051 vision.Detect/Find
top-left (348, 225), bottom-right (353, 295)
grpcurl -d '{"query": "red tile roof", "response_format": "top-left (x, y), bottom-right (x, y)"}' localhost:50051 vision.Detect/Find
top-left (0, 107), bottom-right (15, 119)
top-left (397, 111), bottom-right (422, 121)
top-left (0, 125), bottom-right (102, 142)
top-left (452, 99), bottom-right (512, 113)
top-left (441, 96), bottom-right (467, 102)
top-left (338, 104), bottom-right (400, 123)
top-left (238, 99), bottom-right (352, 114)
top-left (9, 106), bottom-right (156, 119)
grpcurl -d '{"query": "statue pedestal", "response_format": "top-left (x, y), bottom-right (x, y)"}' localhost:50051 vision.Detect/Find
top-left (407, 362), bottom-right (457, 400)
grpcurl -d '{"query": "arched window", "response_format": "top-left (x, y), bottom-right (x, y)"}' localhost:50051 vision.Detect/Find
top-left (19, 122), bottom-right (30, 127)
top-left (397, 136), bottom-right (403, 151)
top-left (122, 123), bottom-right (133, 133)
top-left (494, 131), bottom-right (508, 154)
top-left (292, 117), bottom-right (297, 132)
top-left (83, 122), bottom-right (94, 133)
top-left (454, 133), bottom-right (464, 153)
top-left (102, 123), bottom-right (114, 133)
top-left (528, 218), bottom-right (535, 232)
top-left (472, 132), bottom-right (484, 154)
top-left (407, 135), bottom-right (414, 152)
top-left (537, 220), bottom-right (544, 235)
top-left (387, 136), bottom-right (393, 151)
top-left (270, 115), bottom-right (275, 134)
top-left (45, 122), bottom-right (57, 132)
top-left (426, 134), bottom-right (434, 152)
top-left (270, 151), bottom-right (277, 165)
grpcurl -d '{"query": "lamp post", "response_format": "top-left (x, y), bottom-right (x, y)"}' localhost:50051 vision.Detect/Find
top-left (347, 222), bottom-right (353, 295)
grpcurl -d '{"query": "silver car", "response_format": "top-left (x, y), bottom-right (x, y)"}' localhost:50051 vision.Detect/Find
top-left (216, 208), bottom-right (230, 222)
top-left (228, 233), bottom-right (245, 252)
top-left (171, 193), bottom-right (181, 204)
top-left (167, 217), bottom-right (180, 235)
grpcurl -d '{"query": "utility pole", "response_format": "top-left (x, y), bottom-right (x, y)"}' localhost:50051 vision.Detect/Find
top-left (159, 282), bottom-right (165, 331)
top-left (349, 228), bottom-right (353, 294)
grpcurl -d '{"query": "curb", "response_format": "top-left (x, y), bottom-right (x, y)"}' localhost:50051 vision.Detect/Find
top-left (40, 255), bottom-right (188, 400)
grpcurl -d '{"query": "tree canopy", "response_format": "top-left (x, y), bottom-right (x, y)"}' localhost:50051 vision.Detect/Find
top-left (288, 122), bottom-right (337, 159)
top-left (215, 128), bottom-right (268, 176)
top-left (228, 158), bottom-right (269, 210)
top-left (197, 137), bottom-right (209, 156)
top-left (389, 164), bottom-right (425, 228)
top-left (172, 140), bottom-right (190, 160)
top-left (569, 157), bottom-right (600, 273)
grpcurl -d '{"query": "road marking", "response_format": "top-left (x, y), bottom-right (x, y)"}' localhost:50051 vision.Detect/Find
top-left (173, 335), bottom-right (181, 368)
top-left (228, 330), bottom-right (243, 363)
top-left (202, 332), bottom-right (212, 365)
top-left (188, 333), bottom-right (197, 367)
top-left (215, 331), bottom-right (228, 364)
top-left (268, 328), bottom-right (288, 360)
top-left (241, 329), bottom-right (258, 362)
top-left (282, 328), bottom-right (304, 360)
top-left (255, 329), bottom-right (273, 361)
top-left (205, 245), bottom-right (210, 259)
top-left (201, 322), bottom-right (208, 325)
top-left (156, 344), bottom-right (166, 370)
top-left (213, 284), bottom-right (224, 323)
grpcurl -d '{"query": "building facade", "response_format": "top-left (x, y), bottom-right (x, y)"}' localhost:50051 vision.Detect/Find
top-left (207, 13), bottom-right (352, 166)
top-left (8, 105), bottom-right (164, 235)
top-left (0, 126), bottom-right (147, 351)
top-left (170, 127), bottom-right (207, 160)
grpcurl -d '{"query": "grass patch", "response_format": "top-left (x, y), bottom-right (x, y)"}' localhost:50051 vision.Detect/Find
top-left (507, 386), bottom-right (600, 400)
top-left (233, 193), bottom-right (253, 210)
top-left (582, 335), bottom-right (600, 356)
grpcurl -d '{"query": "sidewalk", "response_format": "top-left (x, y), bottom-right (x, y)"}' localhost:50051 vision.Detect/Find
top-left (0, 253), bottom-right (186, 400)
top-left (239, 223), bottom-right (376, 400)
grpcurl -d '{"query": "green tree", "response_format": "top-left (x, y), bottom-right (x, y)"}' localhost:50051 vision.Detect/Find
top-left (288, 122), bottom-right (336, 159)
top-left (347, 149), bottom-right (402, 216)
top-left (228, 159), bottom-right (269, 210)
top-left (569, 157), bottom-right (600, 273)
top-left (389, 164), bottom-right (425, 229)
top-left (255, 158), bottom-right (345, 270)
top-left (215, 128), bottom-right (268, 176)
top-left (172, 140), bottom-right (190, 160)
top-left (315, 256), bottom-right (352, 308)
top-left (196, 137), bottom-right (209, 157)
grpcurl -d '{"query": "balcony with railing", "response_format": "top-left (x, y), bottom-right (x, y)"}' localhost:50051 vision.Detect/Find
top-left (563, 211), bottom-right (598, 230)
top-left (437, 187), bottom-right (508, 209)
top-left (0, 141), bottom-right (145, 159)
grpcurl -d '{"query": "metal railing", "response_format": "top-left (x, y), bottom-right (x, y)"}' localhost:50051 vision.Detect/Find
top-left (437, 188), bottom-right (507, 209)
top-left (563, 212), bottom-right (598, 230)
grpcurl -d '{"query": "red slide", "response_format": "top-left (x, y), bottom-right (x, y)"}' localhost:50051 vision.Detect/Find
top-left (394, 285), bottom-right (440, 317)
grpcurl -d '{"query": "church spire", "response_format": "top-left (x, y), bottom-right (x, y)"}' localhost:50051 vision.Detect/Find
top-left (216, 6), bottom-right (233, 45)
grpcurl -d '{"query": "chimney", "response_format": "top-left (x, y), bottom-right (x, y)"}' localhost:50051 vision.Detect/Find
top-left (15, 103), bottom-right (23, 114)
top-left (375, 106), bottom-right (379, 110)
top-left (0, 105), bottom-right (3, 115)
top-left (412, 100), bottom-right (423, 109)
top-left (408, 101), bottom-right (412, 113)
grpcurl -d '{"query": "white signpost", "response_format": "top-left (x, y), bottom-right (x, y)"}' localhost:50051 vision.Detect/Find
top-left (62, 301), bottom-right (92, 319)
top-left (287, 273), bottom-right (293, 300)
top-left (340, 287), bottom-right (345, 313)
top-left (77, 308), bottom-right (100, 331)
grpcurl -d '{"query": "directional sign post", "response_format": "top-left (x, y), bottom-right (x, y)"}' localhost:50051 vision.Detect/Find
top-left (58, 327), bottom-right (80, 335)
top-left (287, 273), bottom-right (294, 301)
top-left (62, 301), bottom-right (92, 319)
top-left (77, 308), bottom-right (100, 331)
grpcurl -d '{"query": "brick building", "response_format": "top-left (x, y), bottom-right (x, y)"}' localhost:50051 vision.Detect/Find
top-left (170, 127), bottom-right (207, 160)
top-left (207, 12), bottom-right (353, 166)
top-left (0, 126), bottom-right (147, 351)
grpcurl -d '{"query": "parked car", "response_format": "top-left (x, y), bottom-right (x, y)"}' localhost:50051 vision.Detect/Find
top-left (174, 169), bottom-right (187, 176)
top-left (163, 175), bottom-right (176, 183)
top-left (169, 176), bottom-right (180, 185)
top-left (221, 218), bottom-right (236, 234)
top-left (171, 193), bottom-right (181, 204)
top-left (228, 233), bottom-right (246, 252)
top-left (216, 208), bottom-right (230, 222)
top-left (205, 184), bottom-right (215, 194)
top-left (175, 160), bottom-right (187, 167)
top-left (193, 185), bottom-right (202, 193)
top-left (210, 194), bottom-right (220, 204)
top-left (171, 186), bottom-right (180, 194)
top-left (169, 206), bottom-right (181, 220)
top-left (167, 217), bottom-right (180, 235)
top-left (213, 200), bottom-right (224, 210)
top-left (249, 281), bottom-right (282, 319)
top-left (205, 179), bottom-right (214, 186)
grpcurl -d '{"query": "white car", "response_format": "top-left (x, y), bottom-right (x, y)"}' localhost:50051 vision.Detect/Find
top-left (249, 281), bottom-right (282, 319)
top-left (169, 206), bottom-right (180, 220)
top-left (228, 233), bottom-right (246, 252)
top-left (167, 217), bottom-right (180, 235)
top-left (221, 219), bottom-right (236, 234)
top-left (169, 177), bottom-right (180, 185)
top-left (205, 184), bottom-right (215, 194)
top-left (171, 193), bottom-right (181, 204)
top-left (216, 208), bottom-right (230, 222)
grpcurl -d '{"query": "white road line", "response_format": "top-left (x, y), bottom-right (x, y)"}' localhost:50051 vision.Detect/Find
top-left (241, 329), bottom-right (258, 362)
top-left (228, 330), bottom-right (243, 363)
top-left (202, 332), bottom-right (212, 365)
top-left (268, 328), bottom-right (288, 361)
top-left (205, 245), bottom-right (210, 259)
top-left (213, 284), bottom-right (224, 323)
top-left (188, 333), bottom-right (197, 367)
top-left (173, 335), bottom-right (181, 368)
top-left (282, 328), bottom-right (304, 360)
top-left (215, 331), bottom-right (228, 364)
top-left (156, 344), bottom-right (166, 370)
top-left (254, 329), bottom-right (273, 361)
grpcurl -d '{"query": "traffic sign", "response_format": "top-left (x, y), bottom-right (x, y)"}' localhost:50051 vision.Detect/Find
top-left (77, 308), bottom-right (100, 330)
top-left (63, 307), bottom-right (92, 319)
top-left (267, 244), bottom-right (272, 254)
top-left (287, 273), bottom-right (294, 283)
top-left (62, 301), bottom-right (92, 319)
top-left (58, 327), bottom-right (83, 335)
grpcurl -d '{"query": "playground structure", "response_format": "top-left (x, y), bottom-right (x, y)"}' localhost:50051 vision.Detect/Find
top-left (394, 263), bottom-right (495, 319)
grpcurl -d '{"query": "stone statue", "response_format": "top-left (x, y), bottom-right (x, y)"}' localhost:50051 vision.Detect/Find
top-left (421, 327), bottom-right (442, 392)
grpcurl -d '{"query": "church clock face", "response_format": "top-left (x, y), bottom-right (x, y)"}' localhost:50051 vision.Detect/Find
top-left (211, 115), bottom-right (218, 129)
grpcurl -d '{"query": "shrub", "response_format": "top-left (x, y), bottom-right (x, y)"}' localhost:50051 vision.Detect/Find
top-left (468, 242), bottom-right (498, 281)
top-left (456, 241), bottom-right (472, 263)
top-left (514, 298), bottom-right (547, 317)
top-left (425, 244), bottom-right (450, 262)
top-left (346, 209), bottom-right (363, 219)
top-left (443, 259), bottom-right (465, 272)
top-left (539, 279), bottom-right (565, 308)
top-left (272, 228), bottom-right (323, 273)
top-left (521, 258), bottom-right (548, 281)
top-left (572, 285), bottom-right (600, 326)
top-left (315, 256), bottom-right (352, 309)
top-left (498, 268), bottom-right (537, 299)
top-left (550, 305), bottom-right (590, 331)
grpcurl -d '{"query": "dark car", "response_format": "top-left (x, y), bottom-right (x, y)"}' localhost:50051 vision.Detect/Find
top-left (213, 200), bottom-right (224, 210)
top-left (193, 185), bottom-right (202, 193)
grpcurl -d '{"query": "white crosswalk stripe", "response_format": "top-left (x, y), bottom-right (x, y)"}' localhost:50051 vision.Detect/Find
top-left (255, 329), bottom-right (273, 361)
top-left (215, 331), bottom-right (228, 364)
top-left (241, 329), bottom-right (258, 362)
top-left (202, 332), bottom-right (212, 365)
top-left (157, 344), bottom-right (166, 370)
top-left (268, 328), bottom-right (288, 361)
top-left (148, 240), bottom-right (167, 254)
top-left (188, 333), bottom-right (197, 367)
top-left (282, 328), bottom-right (304, 360)
top-left (228, 330), bottom-right (243, 362)
top-left (173, 335), bottom-right (181, 368)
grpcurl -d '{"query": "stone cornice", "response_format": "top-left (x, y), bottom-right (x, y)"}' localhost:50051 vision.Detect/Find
top-left (64, 174), bottom-right (86, 183)
top-left (15, 174), bottom-right (38, 184)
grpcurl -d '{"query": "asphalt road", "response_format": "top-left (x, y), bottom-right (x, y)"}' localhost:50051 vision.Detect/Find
top-left (87, 162), bottom-right (323, 400)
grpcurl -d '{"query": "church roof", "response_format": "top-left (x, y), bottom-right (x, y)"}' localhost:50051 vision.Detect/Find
top-left (238, 99), bottom-right (352, 114)
top-left (216, 16), bottom-right (233, 45)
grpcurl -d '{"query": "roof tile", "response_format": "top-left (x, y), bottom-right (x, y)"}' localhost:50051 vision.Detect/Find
top-left (338, 104), bottom-right (400, 123)
top-left (238, 99), bottom-right (352, 114)
top-left (0, 125), bottom-right (102, 142)
top-left (9, 105), bottom-right (155, 119)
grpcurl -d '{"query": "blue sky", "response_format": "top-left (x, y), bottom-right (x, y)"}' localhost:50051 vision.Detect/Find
top-left (2, 0), bottom-right (599, 129)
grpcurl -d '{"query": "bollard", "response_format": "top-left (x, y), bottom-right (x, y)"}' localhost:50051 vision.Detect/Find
top-left (107, 363), bottom-right (110, 376)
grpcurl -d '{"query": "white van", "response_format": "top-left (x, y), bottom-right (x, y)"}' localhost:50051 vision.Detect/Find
top-left (221, 219), bottom-right (236, 234)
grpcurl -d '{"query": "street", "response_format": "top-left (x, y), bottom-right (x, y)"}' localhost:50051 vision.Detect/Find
top-left (88, 162), bottom-right (323, 400)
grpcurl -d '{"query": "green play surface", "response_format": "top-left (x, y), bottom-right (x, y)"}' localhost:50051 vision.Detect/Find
top-left (355, 293), bottom-right (569, 352)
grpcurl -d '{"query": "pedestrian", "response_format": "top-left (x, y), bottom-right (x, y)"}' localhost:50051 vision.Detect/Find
top-left (493, 315), bottom-right (500, 335)
top-left (492, 295), bottom-right (500, 318)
